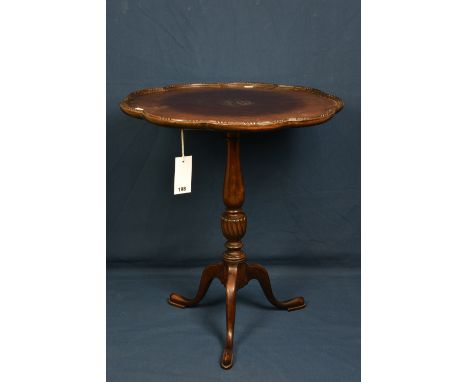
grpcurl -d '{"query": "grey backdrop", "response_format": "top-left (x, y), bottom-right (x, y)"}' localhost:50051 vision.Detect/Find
top-left (107, 0), bottom-right (360, 267)
top-left (107, 1), bottom-right (360, 381)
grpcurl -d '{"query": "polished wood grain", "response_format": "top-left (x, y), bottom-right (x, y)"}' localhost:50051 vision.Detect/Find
top-left (120, 82), bottom-right (342, 370)
top-left (167, 133), bottom-right (306, 369)
top-left (167, 262), bottom-right (223, 308)
top-left (120, 82), bottom-right (343, 131)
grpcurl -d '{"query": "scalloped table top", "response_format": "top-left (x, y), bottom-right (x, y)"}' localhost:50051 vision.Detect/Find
top-left (120, 82), bottom-right (343, 132)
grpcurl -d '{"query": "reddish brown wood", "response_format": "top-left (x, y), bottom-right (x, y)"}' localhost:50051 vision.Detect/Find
top-left (120, 82), bottom-right (343, 370)
top-left (167, 133), bottom-right (306, 369)
top-left (120, 82), bottom-right (343, 132)
top-left (222, 263), bottom-right (238, 369)
top-left (223, 133), bottom-right (244, 208)
top-left (167, 262), bottom-right (223, 308)
top-left (246, 263), bottom-right (306, 311)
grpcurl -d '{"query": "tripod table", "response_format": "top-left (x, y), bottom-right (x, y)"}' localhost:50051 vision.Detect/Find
top-left (120, 82), bottom-right (343, 369)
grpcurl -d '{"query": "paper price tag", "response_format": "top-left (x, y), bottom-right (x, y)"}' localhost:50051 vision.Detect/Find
top-left (174, 156), bottom-right (192, 195)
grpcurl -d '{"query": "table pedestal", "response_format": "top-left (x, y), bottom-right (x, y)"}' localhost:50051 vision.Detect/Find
top-left (168, 133), bottom-right (306, 369)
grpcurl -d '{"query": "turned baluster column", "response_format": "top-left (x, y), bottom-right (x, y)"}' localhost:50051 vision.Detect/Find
top-left (168, 131), bottom-right (306, 369)
top-left (221, 133), bottom-right (247, 264)
top-left (219, 132), bottom-right (248, 369)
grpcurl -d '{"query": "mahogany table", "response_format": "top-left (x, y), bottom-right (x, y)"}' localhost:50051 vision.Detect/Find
top-left (120, 82), bottom-right (343, 369)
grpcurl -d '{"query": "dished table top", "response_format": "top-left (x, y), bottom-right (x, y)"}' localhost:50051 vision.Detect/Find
top-left (120, 82), bottom-right (343, 132)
